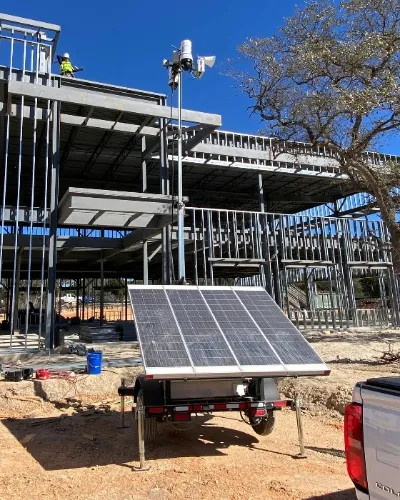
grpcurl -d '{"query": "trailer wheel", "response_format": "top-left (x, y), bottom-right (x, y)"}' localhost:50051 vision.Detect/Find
top-left (250, 409), bottom-right (275, 436)
top-left (137, 390), bottom-right (157, 442)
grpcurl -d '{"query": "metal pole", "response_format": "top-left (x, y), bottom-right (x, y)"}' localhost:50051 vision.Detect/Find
top-left (141, 136), bottom-right (147, 193)
top-left (177, 71), bottom-right (186, 282)
top-left (258, 173), bottom-right (265, 212)
top-left (76, 278), bottom-right (80, 319)
top-left (45, 99), bottom-right (60, 351)
top-left (82, 278), bottom-right (86, 321)
top-left (120, 378), bottom-right (129, 428)
top-left (143, 241), bottom-right (148, 285)
top-left (100, 258), bottom-right (104, 326)
top-left (160, 107), bottom-right (171, 286)
top-left (10, 247), bottom-right (23, 345)
top-left (133, 397), bottom-right (151, 471)
top-left (124, 278), bottom-right (128, 321)
top-left (294, 394), bottom-right (307, 459)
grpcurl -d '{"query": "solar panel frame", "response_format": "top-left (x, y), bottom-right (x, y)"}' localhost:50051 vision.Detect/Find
top-left (128, 284), bottom-right (328, 379)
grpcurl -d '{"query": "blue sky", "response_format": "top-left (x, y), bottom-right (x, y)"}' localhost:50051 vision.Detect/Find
top-left (3, 0), bottom-right (400, 154)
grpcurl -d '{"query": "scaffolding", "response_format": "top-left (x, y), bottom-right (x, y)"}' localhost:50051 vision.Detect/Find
top-left (0, 13), bottom-right (399, 352)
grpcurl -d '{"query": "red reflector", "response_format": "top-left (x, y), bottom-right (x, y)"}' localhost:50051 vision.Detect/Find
top-left (239, 402), bottom-right (248, 409)
top-left (192, 404), bottom-right (203, 412)
top-left (145, 375), bottom-right (154, 379)
top-left (344, 403), bottom-right (368, 491)
top-left (173, 412), bottom-right (190, 422)
top-left (273, 401), bottom-right (286, 408)
top-left (252, 409), bottom-right (266, 417)
top-left (324, 370), bottom-right (331, 376)
top-left (214, 404), bottom-right (226, 411)
top-left (148, 406), bottom-right (163, 414)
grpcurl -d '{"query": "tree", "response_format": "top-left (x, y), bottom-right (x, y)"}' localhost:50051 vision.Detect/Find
top-left (234, 0), bottom-right (400, 275)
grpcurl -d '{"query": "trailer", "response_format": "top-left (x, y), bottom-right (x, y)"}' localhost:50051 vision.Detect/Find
top-left (119, 285), bottom-right (330, 470)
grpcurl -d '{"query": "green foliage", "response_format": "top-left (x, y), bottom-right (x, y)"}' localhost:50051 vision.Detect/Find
top-left (234, 0), bottom-right (400, 274)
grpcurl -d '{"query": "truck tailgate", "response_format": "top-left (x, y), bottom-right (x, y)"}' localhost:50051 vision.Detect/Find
top-left (362, 379), bottom-right (400, 499)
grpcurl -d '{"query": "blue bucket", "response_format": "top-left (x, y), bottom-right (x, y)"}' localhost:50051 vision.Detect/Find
top-left (87, 351), bottom-right (102, 375)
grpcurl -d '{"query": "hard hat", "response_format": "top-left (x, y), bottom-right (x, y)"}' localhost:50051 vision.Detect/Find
top-left (63, 52), bottom-right (70, 58)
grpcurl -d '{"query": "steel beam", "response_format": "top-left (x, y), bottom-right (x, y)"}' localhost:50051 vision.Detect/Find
top-left (0, 12), bottom-right (61, 33)
top-left (8, 81), bottom-right (222, 127)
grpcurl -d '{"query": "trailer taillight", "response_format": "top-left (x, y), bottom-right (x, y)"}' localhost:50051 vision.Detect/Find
top-left (251, 408), bottom-right (266, 417)
top-left (344, 403), bottom-right (368, 492)
top-left (148, 406), bottom-right (163, 414)
top-left (173, 412), bottom-right (191, 422)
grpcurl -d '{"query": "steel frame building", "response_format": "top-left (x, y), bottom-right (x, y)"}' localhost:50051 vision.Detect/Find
top-left (0, 13), bottom-right (399, 351)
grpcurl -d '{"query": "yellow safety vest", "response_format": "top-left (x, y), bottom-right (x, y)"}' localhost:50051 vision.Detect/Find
top-left (60, 60), bottom-right (73, 74)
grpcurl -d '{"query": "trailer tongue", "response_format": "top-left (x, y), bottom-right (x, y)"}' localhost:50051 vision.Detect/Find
top-left (119, 285), bottom-right (330, 469)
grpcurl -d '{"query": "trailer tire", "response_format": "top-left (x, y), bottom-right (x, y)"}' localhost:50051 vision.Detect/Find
top-left (137, 390), bottom-right (157, 442)
top-left (144, 415), bottom-right (157, 443)
top-left (250, 409), bottom-right (275, 436)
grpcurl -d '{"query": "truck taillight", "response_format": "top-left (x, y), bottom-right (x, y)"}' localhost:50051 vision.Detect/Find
top-left (344, 403), bottom-right (368, 492)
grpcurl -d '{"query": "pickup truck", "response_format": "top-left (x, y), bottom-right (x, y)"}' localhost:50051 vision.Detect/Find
top-left (345, 377), bottom-right (400, 500)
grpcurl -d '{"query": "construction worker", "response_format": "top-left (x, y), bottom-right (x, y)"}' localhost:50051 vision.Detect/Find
top-left (56, 53), bottom-right (83, 78)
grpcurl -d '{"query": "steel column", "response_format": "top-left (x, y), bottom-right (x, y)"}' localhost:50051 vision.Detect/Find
top-left (143, 240), bottom-right (149, 285)
top-left (100, 258), bottom-right (104, 325)
top-left (45, 99), bottom-right (61, 350)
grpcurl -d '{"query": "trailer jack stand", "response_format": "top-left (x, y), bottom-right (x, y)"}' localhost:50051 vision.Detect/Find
top-left (119, 395), bottom-right (130, 428)
top-left (294, 394), bottom-right (307, 459)
top-left (119, 380), bottom-right (130, 428)
top-left (133, 403), bottom-right (151, 471)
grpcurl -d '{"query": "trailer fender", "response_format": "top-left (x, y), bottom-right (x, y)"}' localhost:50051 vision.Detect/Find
top-left (133, 375), bottom-right (165, 405)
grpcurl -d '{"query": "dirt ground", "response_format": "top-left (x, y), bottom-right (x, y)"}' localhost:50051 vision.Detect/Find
top-left (0, 327), bottom-right (399, 500)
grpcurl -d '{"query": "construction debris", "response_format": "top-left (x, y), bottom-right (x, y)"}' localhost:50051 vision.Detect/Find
top-left (79, 325), bottom-right (120, 343)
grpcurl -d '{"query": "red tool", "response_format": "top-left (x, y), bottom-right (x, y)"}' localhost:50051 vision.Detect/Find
top-left (36, 368), bottom-right (50, 380)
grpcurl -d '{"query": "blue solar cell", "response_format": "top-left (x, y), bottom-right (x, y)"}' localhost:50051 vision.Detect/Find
top-left (166, 289), bottom-right (237, 366)
top-left (200, 289), bottom-right (281, 366)
top-left (129, 288), bottom-right (191, 368)
top-left (235, 289), bottom-right (322, 364)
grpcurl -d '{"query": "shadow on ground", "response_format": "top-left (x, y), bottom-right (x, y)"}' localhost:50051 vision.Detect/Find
top-left (306, 489), bottom-right (356, 499)
top-left (306, 446), bottom-right (345, 459)
top-left (2, 411), bottom-right (260, 470)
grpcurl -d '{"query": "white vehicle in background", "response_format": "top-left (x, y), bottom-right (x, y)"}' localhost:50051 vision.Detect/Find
top-left (345, 377), bottom-right (400, 499)
top-left (61, 293), bottom-right (76, 306)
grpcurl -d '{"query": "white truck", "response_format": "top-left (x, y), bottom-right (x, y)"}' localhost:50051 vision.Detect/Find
top-left (61, 293), bottom-right (76, 306)
top-left (345, 377), bottom-right (400, 499)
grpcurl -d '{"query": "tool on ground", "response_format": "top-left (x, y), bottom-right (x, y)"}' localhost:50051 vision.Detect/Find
top-left (36, 368), bottom-right (50, 380)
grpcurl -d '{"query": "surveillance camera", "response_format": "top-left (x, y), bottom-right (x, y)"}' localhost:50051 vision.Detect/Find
top-left (180, 40), bottom-right (193, 71)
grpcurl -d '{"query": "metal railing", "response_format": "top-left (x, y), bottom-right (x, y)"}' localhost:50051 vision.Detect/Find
top-left (185, 206), bottom-right (400, 327)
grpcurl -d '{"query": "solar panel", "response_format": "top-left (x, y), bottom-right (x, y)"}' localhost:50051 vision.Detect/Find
top-left (128, 287), bottom-right (193, 377)
top-left (234, 288), bottom-right (323, 375)
top-left (199, 288), bottom-right (286, 375)
top-left (166, 289), bottom-right (238, 372)
top-left (128, 285), bottom-right (328, 379)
